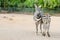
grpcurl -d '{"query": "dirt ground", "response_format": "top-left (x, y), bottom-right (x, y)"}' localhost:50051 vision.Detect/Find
top-left (0, 14), bottom-right (60, 40)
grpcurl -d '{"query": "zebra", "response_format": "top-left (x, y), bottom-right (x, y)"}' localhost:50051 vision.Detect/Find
top-left (42, 14), bottom-right (51, 37)
top-left (33, 4), bottom-right (51, 37)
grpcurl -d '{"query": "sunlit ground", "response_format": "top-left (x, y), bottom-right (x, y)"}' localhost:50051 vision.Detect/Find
top-left (0, 13), bottom-right (60, 40)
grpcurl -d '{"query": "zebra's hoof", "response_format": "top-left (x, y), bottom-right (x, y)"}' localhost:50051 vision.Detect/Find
top-left (42, 33), bottom-right (46, 36)
top-left (47, 34), bottom-right (50, 37)
top-left (47, 32), bottom-right (50, 37)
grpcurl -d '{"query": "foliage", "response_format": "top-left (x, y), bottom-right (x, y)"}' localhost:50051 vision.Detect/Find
top-left (38, 0), bottom-right (60, 9)
top-left (24, 0), bottom-right (35, 8)
top-left (0, 0), bottom-right (60, 9)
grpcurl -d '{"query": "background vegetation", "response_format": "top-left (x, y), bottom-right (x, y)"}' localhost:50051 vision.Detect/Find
top-left (0, 0), bottom-right (60, 14)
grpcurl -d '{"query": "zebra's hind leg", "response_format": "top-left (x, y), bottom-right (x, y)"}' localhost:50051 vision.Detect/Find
top-left (42, 32), bottom-right (46, 36)
top-left (47, 23), bottom-right (50, 37)
top-left (47, 32), bottom-right (50, 37)
top-left (47, 27), bottom-right (50, 37)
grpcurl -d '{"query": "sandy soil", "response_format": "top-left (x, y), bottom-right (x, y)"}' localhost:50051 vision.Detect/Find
top-left (0, 14), bottom-right (60, 40)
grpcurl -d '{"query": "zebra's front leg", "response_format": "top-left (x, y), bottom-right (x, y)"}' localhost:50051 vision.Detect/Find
top-left (40, 22), bottom-right (42, 33)
top-left (42, 23), bottom-right (46, 36)
top-left (35, 21), bottom-right (39, 35)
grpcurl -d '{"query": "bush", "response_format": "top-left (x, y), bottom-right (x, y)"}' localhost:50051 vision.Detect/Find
top-left (0, 0), bottom-right (60, 10)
